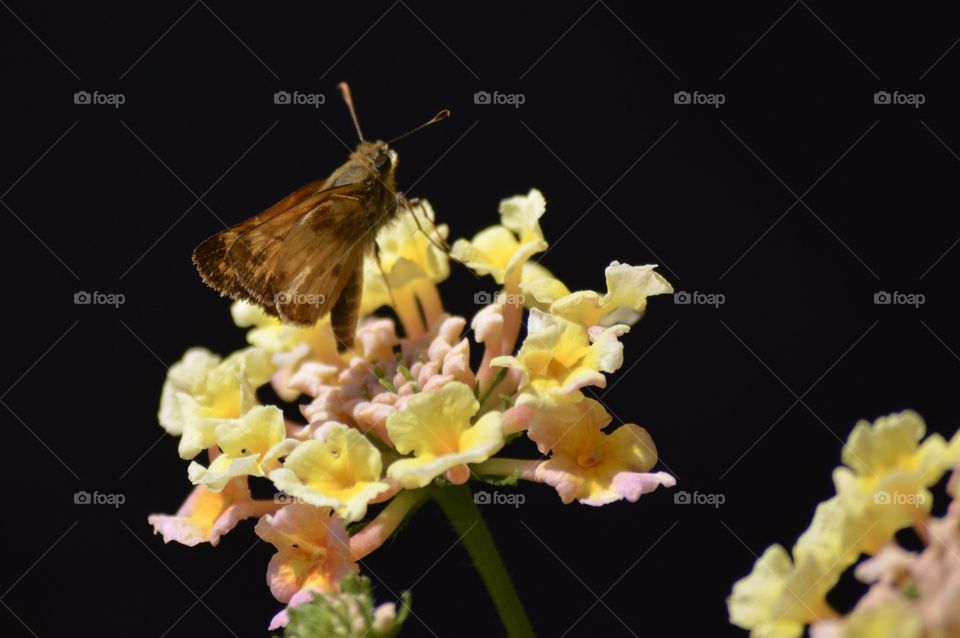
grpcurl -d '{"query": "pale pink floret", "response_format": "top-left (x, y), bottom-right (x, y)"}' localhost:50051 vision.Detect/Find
top-left (268, 588), bottom-right (315, 630)
top-left (502, 404), bottom-right (534, 435)
top-left (445, 463), bottom-right (472, 485)
top-left (257, 503), bottom-right (358, 601)
top-left (472, 303), bottom-right (505, 390)
top-left (148, 478), bottom-right (278, 547)
top-left (607, 471), bottom-right (677, 505)
top-left (270, 343), bottom-right (312, 401)
top-left (472, 303), bottom-right (504, 346)
top-left (288, 361), bottom-right (341, 397)
top-left (442, 338), bottom-right (476, 387)
top-left (291, 315), bottom-right (473, 445)
top-left (355, 317), bottom-right (400, 361)
top-left (351, 399), bottom-right (399, 444)
top-left (535, 459), bottom-right (676, 507)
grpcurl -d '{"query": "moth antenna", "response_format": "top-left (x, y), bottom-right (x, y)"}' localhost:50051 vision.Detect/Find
top-left (338, 82), bottom-right (365, 142)
top-left (387, 110), bottom-right (451, 144)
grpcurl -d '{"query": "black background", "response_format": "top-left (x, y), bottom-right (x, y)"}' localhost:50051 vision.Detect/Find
top-left (3, 2), bottom-right (960, 636)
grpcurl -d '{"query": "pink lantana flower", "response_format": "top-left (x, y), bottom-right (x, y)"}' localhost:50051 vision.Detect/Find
top-left (255, 503), bottom-right (358, 627)
top-left (148, 477), bottom-right (278, 546)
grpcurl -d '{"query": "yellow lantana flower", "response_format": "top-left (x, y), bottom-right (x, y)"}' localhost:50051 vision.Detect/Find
top-left (533, 404), bottom-right (673, 505)
top-left (361, 201), bottom-right (449, 310)
top-left (386, 382), bottom-right (504, 489)
top-left (728, 544), bottom-right (839, 638)
top-left (833, 410), bottom-right (960, 554)
top-left (188, 405), bottom-right (289, 492)
top-left (793, 496), bottom-right (868, 574)
top-left (158, 347), bottom-right (273, 459)
top-left (523, 396), bottom-right (611, 454)
top-left (269, 424), bottom-right (391, 523)
top-left (492, 308), bottom-right (628, 398)
top-left (361, 201), bottom-right (449, 336)
top-left (231, 301), bottom-right (341, 401)
top-left (520, 261), bottom-right (570, 311)
top-left (450, 189), bottom-right (548, 285)
top-left (550, 261), bottom-right (673, 328)
top-left (231, 301), bottom-right (338, 358)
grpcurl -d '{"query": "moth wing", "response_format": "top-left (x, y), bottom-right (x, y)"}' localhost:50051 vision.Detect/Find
top-left (230, 189), bottom-right (370, 325)
top-left (192, 178), bottom-right (328, 300)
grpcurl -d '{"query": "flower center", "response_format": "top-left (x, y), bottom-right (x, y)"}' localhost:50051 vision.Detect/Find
top-left (576, 448), bottom-right (604, 468)
top-left (545, 357), bottom-right (572, 380)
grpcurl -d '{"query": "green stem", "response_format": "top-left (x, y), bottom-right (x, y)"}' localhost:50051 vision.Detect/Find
top-left (476, 367), bottom-right (508, 416)
top-left (431, 484), bottom-right (536, 638)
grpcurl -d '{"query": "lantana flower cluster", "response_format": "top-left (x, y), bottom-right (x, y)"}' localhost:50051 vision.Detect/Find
top-left (149, 189), bottom-right (675, 628)
top-left (727, 410), bottom-right (960, 638)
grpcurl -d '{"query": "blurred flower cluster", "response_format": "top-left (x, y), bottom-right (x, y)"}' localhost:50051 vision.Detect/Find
top-left (727, 410), bottom-right (960, 638)
top-left (150, 189), bottom-right (675, 629)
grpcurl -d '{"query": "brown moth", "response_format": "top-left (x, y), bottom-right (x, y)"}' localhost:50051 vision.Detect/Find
top-left (192, 83), bottom-right (448, 351)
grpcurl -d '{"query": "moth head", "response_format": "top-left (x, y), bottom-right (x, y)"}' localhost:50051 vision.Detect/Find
top-left (335, 81), bottom-right (444, 182)
top-left (373, 144), bottom-right (398, 176)
top-left (357, 141), bottom-right (397, 178)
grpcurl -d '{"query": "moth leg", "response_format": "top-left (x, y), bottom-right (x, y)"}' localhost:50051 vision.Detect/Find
top-left (374, 240), bottom-right (400, 311)
top-left (399, 193), bottom-right (451, 253)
